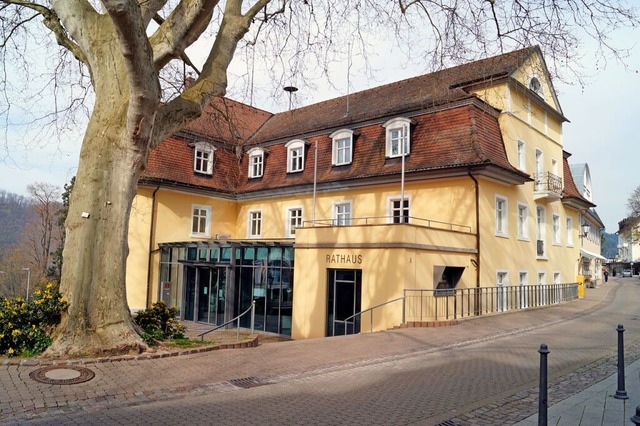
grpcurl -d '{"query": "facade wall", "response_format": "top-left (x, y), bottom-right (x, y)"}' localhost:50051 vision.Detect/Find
top-left (126, 187), bottom-right (238, 309)
top-left (292, 225), bottom-right (477, 339)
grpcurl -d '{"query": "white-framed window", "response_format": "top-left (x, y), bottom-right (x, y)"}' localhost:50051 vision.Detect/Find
top-left (496, 270), bottom-right (509, 312)
top-left (382, 117), bottom-right (411, 158)
top-left (333, 201), bottom-right (352, 226)
top-left (538, 271), bottom-right (547, 304)
top-left (534, 148), bottom-right (543, 188)
top-left (248, 147), bottom-right (265, 178)
top-left (538, 271), bottom-right (546, 285)
top-left (553, 272), bottom-right (561, 284)
top-left (552, 214), bottom-right (561, 245)
top-left (516, 140), bottom-right (526, 171)
top-left (495, 195), bottom-right (508, 237)
top-left (536, 205), bottom-right (546, 257)
top-left (193, 142), bottom-right (216, 175)
top-left (388, 196), bottom-right (410, 224)
top-left (248, 210), bottom-right (262, 238)
top-left (285, 139), bottom-right (306, 173)
top-left (517, 203), bottom-right (529, 240)
top-left (551, 158), bottom-right (558, 176)
top-left (330, 129), bottom-right (354, 166)
top-left (518, 270), bottom-right (529, 308)
top-left (286, 206), bottom-right (303, 238)
top-left (191, 204), bottom-right (211, 237)
top-left (566, 217), bottom-right (574, 247)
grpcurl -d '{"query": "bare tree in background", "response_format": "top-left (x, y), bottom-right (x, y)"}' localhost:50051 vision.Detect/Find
top-left (25, 183), bottom-right (63, 279)
top-left (0, 1), bottom-right (637, 357)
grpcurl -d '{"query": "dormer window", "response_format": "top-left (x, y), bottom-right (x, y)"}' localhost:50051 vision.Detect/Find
top-left (329, 129), bottom-right (354, 166)
top-left (247, 147), bottom-right (265, 178)
top-left (383, 117), bottom-right (411, 158)
top-left (193, 142), bottom-right (215, 175)
top-left (528, 76), bottom-right (544, 98)
top-left (286, 139), bottom-right (306, 173)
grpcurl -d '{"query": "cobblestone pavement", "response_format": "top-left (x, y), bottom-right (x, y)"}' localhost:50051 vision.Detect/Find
top-left (2, 278), bottom-right (639, 425)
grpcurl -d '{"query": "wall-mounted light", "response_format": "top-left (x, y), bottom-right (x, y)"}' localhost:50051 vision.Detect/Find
top-left (581, 221), bottom-right (590, 238)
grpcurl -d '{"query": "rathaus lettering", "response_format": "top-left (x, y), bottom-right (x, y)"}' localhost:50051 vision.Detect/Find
top-left (325, 254), bottom-right (363, 264)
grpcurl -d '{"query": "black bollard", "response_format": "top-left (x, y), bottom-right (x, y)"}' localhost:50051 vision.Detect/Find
top-left (538, 343), bottom-right (550, 426)
top-left (614, 324), bottom-right (629, 400)
top-left (632, 406), bottom-right (640, 425)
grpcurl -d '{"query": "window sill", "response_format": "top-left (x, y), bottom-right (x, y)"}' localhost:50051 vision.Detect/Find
top-left (495, 233), bottom-right (510, 239)
top-left (517, 236), bottom-right (530, 242)
top-left (190, 233), bottom-right (210, 239)
top-left (536, 256), bottom-right (549, 261)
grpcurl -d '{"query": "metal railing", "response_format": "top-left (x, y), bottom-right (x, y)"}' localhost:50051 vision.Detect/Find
top-left (404, 283), bottom-right (578, 322)
top-left (339, 296), bottom-right (406, 335)
top-left (302, 216), bottom-right (472, 233)
top-left (197, 300), bottom-right (255, 341)
top-left (534, 172), bottom-right (563, 195)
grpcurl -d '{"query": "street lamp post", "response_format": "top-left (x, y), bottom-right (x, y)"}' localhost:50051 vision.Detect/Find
top-left (21, 268), bottom-right (30, 301)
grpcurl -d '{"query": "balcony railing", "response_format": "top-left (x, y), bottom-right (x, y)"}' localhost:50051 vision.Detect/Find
top-left (534, 172), bottom-right (563, 198)
top-left (303, 215), bottom-right (472, 233)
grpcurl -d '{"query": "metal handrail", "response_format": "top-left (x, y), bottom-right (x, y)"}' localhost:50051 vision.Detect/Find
top-left (302, 216), bottom-right (472, 233)
top-left (341, 296), bottom-right (406, 335)
top-left (197, 300), bottom-right (255, 341)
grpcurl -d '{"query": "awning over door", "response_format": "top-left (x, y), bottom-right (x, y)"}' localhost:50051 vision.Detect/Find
top-left (580, 248), bottom-right (607, 261)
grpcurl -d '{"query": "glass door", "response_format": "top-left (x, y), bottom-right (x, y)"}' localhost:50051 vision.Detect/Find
top-left (326, 269), bottom-right (362, 336)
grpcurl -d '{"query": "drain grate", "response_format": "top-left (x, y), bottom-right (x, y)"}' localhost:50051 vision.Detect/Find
top-left (434, 421), bottom-right (462, 426)
top-left (227, 376), bottom-right (273, 389)
top-left (30, 365), bottom-right (95, 385)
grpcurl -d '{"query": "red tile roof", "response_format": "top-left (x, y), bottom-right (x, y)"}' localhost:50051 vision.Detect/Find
top-left (247, 46), bottom-right (539, 145)
top-left (141, 47), bottom-right (542, 194)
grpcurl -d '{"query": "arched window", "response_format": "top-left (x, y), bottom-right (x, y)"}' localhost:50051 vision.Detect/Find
top-left (528, 76), bottom-right (544, 98)
top-left (247, 147), bottom-right (265, 178)
top-left (285, 139), bottom-right (307, 173)
top-left (382, 117), bottom-right (412, 158)
top-left (193, 142), bottom-right (216, 175)
top-left (329, 129), bottom-right (354, 165)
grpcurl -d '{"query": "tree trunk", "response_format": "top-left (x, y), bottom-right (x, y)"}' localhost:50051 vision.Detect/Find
top-left (45, 103), bottom-right (148, 357)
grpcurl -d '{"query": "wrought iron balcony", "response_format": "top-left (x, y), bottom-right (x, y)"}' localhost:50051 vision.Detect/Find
top-left (534, 172), bottom-right (563, 200)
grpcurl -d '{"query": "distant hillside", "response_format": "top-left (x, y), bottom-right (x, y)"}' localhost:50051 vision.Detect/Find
top-left (602, 232), bottom-right (618, 259)
top-left (0, 190), bottom-right (32, 251)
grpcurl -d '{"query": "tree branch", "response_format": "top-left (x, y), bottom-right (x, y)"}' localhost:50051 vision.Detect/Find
top-left (138, 0), bottom-right (166, 26)
top-left (102, 0), bottom-right (160, 147)
top-left (149, 0), bottom-right (220, 71)
top-left (2, 0), bottom-right (89, 64)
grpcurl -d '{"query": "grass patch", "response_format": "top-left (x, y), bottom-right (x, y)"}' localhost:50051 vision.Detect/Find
top-left (162, 338), bottom-right (216, 348)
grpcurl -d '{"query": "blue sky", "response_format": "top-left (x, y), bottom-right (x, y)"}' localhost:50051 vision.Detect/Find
top-left (0, 27), bottom-right (638, 234)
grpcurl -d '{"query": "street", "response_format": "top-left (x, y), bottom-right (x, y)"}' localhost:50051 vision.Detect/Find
top-left (3, 278), bottom-right (640, 425)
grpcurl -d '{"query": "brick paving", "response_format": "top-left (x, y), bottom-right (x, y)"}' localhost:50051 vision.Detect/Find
top-left (1, 278), bottom-right (638, 425)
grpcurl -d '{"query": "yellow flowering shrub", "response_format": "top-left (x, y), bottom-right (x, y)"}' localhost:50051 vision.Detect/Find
top-left (0, 283), bottom-right (68, 357)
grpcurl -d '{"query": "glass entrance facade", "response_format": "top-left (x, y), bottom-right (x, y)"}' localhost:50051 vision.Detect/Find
top-left (158, 242), bottom-right (294, 336)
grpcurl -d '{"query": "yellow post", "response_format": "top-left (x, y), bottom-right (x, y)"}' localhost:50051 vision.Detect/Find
top-left (577, 275), bottom-right (585, 299)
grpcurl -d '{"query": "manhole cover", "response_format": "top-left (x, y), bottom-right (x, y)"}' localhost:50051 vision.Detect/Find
top-left (227, 376), bottom-right (273, 389)
top-left (30, 365), bottom-right (95, 385)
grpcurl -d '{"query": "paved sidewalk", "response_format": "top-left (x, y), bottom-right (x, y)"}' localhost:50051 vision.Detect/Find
top-left (1, 279), bottom-right (639, 425)
top-left (515, 355), bottom-right (640, 426)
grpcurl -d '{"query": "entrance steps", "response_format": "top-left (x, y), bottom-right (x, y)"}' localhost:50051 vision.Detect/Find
top-left (394, 320), bottom-right (458, 329)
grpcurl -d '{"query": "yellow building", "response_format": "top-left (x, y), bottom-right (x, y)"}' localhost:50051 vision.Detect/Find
top-left (127, 46), bottom-right (597, 339)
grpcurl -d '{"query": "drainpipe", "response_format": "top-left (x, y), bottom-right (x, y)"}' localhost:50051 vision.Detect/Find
top-left (468, 169), bottom-right (481, 314)
top-left (312, 141), bottom-right (318, 224)
top-left (146, 186), bottom-right (160, 307)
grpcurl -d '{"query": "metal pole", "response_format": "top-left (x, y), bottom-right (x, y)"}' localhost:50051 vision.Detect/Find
top-left (538, 343), bottom-right (550, 426)
top-left (614, 324), bottom-right (629, 399)
top-left (631, 405), bottom-right (640, 425)
top-left (251, 300), bottom-right (255, 334)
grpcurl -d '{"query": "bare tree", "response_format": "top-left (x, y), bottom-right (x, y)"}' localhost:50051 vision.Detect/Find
top-left (25, 182), bottom-right (63, 278)
top-left (0, 1), bottom-right (637, 357)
